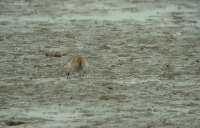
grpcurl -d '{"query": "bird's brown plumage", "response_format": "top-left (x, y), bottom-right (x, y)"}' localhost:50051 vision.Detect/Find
top-left (64, 55), bottom-right (88, 78)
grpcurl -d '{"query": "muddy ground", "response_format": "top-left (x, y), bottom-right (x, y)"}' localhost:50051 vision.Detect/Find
top-left (0, 0), bottom-right (200, 128)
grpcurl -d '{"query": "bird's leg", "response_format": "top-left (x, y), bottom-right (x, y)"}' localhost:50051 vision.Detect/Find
top-left (65, 72), bottom-right (70, 79)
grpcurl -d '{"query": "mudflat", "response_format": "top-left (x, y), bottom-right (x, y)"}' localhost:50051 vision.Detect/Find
top-left (0, 0), bottom-right (200, 128)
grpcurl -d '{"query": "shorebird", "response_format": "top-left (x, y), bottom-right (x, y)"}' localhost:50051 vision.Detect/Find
top-left (64, 55), bottom-right (89, 78)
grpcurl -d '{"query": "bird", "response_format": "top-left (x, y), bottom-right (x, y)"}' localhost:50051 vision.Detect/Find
top-left (64, 55), bottom-right (89, 78)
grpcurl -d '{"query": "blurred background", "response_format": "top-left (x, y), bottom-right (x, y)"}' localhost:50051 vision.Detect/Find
top-left (0, 0), bottom-right (200, 128)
